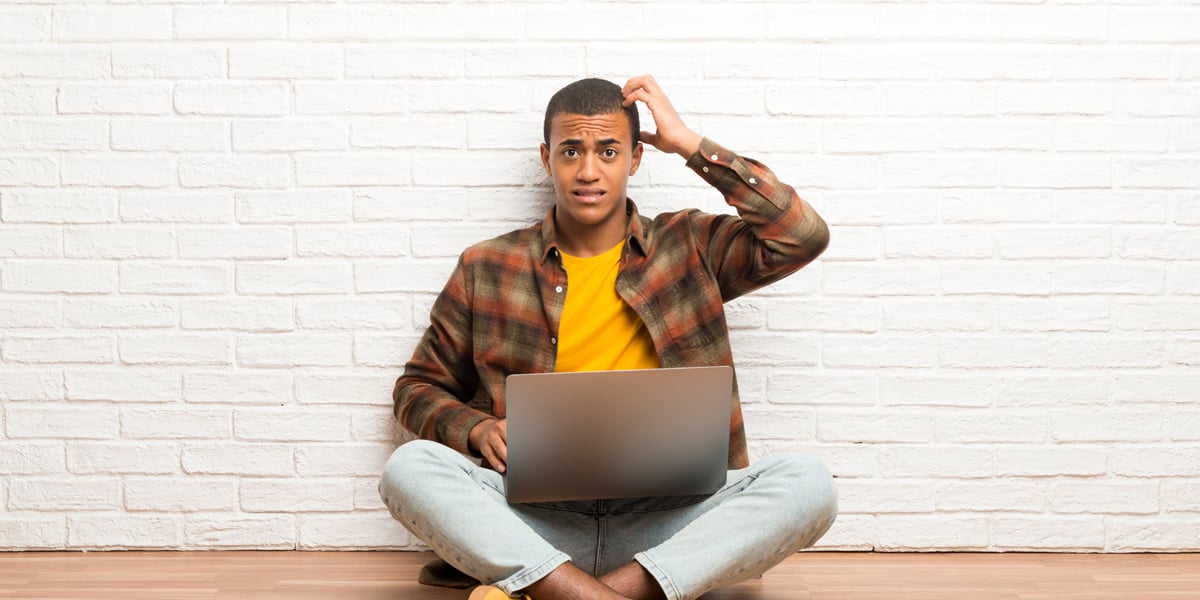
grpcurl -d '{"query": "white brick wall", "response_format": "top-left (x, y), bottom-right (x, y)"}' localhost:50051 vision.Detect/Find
top-left (0, 0), bottom-right (1197, 553)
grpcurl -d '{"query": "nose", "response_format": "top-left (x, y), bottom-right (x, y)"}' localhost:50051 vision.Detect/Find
top-left (576, 153), bottom-right (600, 182)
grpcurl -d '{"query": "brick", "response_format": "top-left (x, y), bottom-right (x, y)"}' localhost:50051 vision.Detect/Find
top-left (64, 226), bottom-right (174, 258)
top-left (1054, 46), bottom-right (1171, 80)
top-left (120, 190), bottom-right (233, 223)
top-left (724, 298), bottom-right (766, 330)
top-left (766, 84), bottom-right (879, 116)
top-left (236, 262), bottom-right (351, 295)
top-left (1049, 480), bottom-right (1159, 514)
top-left (183, 443), bottom-right (293, 476)
top-left (62, 155), bottom-right (174, 188)
top-left (1000, 157), bottom-right (1111, 189)
top-left (345, 45), bottom-right (463, 79)
top-left (295, 82), bottom-right (407, 115)
top-left (0, 156), bottom-right (57, 186)
top-left (58, 83), bottom-right (172, 115)
top-left (356, 116), bottom-right (466, 150)
top-left (1053, 262), bottom-right (1164, 295)
top-left (0, 369), bottom-right (62, 401)
top-left (1168, 263), bottom-right (1200, 294)
top-left (65, 368), bottom-right (181, 402)
top-left (295, 299), bottom-right (410, 330)
top-left (1050, 336), bottom-right (1165, 368)
top-left (1119, 228), bottom-right (1200, 259)
top-left (939, 190), bottom-right (1052, 224)
top-left (299, 514), bottom-right (417, 549)
top-left (880, 446), bottom-right (994, 478)
top-left (817, 191), bottom-right (938, 225)
top-left (942, 263), bottom-right (1054, 295)
top-left (1113, 373), bottom-right (1200, 404)
top-left (69, 515), bottom-right (181, 549)
top-left (3, 335), bottom-right (113, 364)
top-left (54, 7), bottom-right (170, 41)
top-left (821, 46), bottom-right (939, 81)
top-left (354, 259), bottom-right (456, 294)
top-left (233, 119), bottom-right (347, 152)
top-left (837, 480), bottom-right (934, 514)
top-left (941, 337), bottom-right (1049, 368)
top-left (878, 516), bottom-right (989, 550)
top-left (354, 477), bottom-right (388, 510)
top-left (412, 151), bottom-right (537, 187)
top-left (998, 227), bottom-right (1112, 259)
top-left (1053, 190), bottom-right (1167, 224)
top-left (113, 46), bottom-right (225, 79)
top-left (743, 409), bottom-right (815, 441)
top-left (1118, 86), bottom-right (1200, 118)
top-left (63, 298), bottom-right (176, 329)
top-left (809, 514), bottom-right (875, 550)
top-left (1163, 480), bottom-right (1200, 512)
top-left (184, 371), bottom-right (292, 405)
top-left (297, 225), bottom-right (410, 258)
top-left (180, 155), bottom-right (289, 189)
top-left (236, 410), bottom-right (349, 442)
top-left (885, 83), bottom-right (996, 116)
top-left (122, 408), bottom-right (230, 440)
top-left (2, 262), bottom-right (115, 294)
top-left (817, 410), bottom-right (932, 443)
top-left (1116, 158), bottom-right (1200, 188)
top-left (823, 263), bottom-right (940, 296)
top-left (938, 47), bottom-right (1053, 81)
top-left (0, 518), bottom-right (64, 550)
top-left (464, 46), bottom-right (582, 78)
top-left (767, 299), bottom-right (879, 333)
top-left (1056, 119), bottom-right (1168, 152)
top-left (821, 119), bottom-right (939, 153)
top-left (67, 442), bottom-right (178, 475)
top-left (178, 226), bottom-right (291, 259)
top-left (175, 6), bottom-right (286, 40)
top-left (997, 299), bottom-right (1110, 332)
top-left (1112, 8), bottom-right (1200, 42)
top-left (1000, 84), bottom-right (1113, 116)
top-left (111, 119), bottom-right (226, 152)
top-left (1172, 339), bottom-right (1200, 366)
top-left (1173, 122), bottom-right (1200, 152)
top-left (9, 478), bottom-right (119, 510)
top-left (185, 515), bottom-right (294, 549)
top-left (0, 296), bottom-right (59, 327)
top-left (1115, 301), bottom-right (1200, 331)
top-left (236, 190), bottom-right (352, 223)
top-left (0, 442), bottom-right (63, 475)
top-left (295, 153), bottom-right (410, 186)
top-left (882, 299), bottom-right (992, 332)
top-left (879, 375), bottom-right (994, 407)
top-left (1051, 410), bottom-right (1162, 443)
top-left (181, 298), bottom-right (292, 332)
top-left (996, 375), bottom-right (1109, 408)
top-left (937, 411), bottom-right (1047, 443)
top-left (125, 477), bottom-right (236, 512)
top-left (1166, 409), bottom-right (1200, 441)
top-left (1108, 518), bottom-right (1200, 551)
top-left (240, 478), bottom-right (353, 512)
top-left (824, 335), bottom-right (938, 368)
top-left (885, 227), bottom-right (994, 259)
top-left (410, 224), bottom-right (523, 259)
top-left (993, 517), bottom-right (1105, 550)
top-left (811, 226), bottom-right (879, 262)
top-left (296, 443), bottom-right (393, 477)
top-left (120, 262), bottom-right (229, 295)
top-left (403, 4), bottom-right (523, 40)
top-left (229, 44), bottom-right (342, 79)
top-left (350, 410), bottom-right (404, 443)
top-left (0, 83), bottom-right (55, 114)
top-left (1110, 446), bottom-right (1200, 477)
top-left (119, 333), bottom-right (233, 366)
top-left (1175, 196), bottom-right (1200, 224)
top-left (883, 155), bottom-right (1000, 188)
top-left (726, 332), bottom-right (819, 367)
top-left (237, 333), bottom-right (352, 368)
top-left (353, 333), bottom-right (420, 368)
top-left (174, 83), bottom-right (288, 116)
top-left (996, 446), bottom-right (1107, 477)
top-left (0, 118), bottom-right (108, 151)
top-left (696, 117), bottom-right (821, 155)
top-left (0, 47), bottom-right (108, 79)
top-left (935, 481), bottom-right (1045, 512)
top-left (0, 7), bottom-right (49, 42)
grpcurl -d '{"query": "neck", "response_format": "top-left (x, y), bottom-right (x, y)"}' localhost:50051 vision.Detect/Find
top-left (555, 214), bottom-right (628, 258)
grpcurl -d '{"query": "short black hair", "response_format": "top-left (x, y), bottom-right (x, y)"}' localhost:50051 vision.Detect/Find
top-left (543, 78), bottom-right (640, 148)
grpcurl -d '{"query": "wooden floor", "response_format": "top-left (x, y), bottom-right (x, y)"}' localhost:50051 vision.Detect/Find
top-left (0, 551), bottom-right (1197, 599)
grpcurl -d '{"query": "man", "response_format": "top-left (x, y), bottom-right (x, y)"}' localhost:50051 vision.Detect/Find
top-left (379, 75), bottom-right (836, 600)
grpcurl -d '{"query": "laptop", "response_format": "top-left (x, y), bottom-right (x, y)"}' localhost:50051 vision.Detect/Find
top-left (503, 365), bottom-right (732, 503)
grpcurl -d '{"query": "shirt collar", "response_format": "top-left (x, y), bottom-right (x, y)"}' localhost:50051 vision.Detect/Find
top-left (539, 198), bottom-right (647, 263)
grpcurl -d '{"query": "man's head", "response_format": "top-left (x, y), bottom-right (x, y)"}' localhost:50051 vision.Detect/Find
top-left (543, 78), bottom-right (640, 149)
top-left (539, 78), bottom-right (644, 253)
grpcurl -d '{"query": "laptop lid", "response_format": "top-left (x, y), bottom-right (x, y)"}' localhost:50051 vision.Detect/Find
top-left (503, 365), bottom-right (732, 504)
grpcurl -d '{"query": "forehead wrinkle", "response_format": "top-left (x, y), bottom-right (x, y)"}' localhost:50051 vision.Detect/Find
top-left (551, 113), bottom-right (628, 146)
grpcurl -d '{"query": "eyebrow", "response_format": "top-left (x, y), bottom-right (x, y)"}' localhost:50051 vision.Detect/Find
top-left (557, 138), bottom-right (622, 148)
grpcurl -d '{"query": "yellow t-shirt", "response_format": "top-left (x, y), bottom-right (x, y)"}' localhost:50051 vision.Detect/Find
top-left (555, 241), bottom-right (660, 372)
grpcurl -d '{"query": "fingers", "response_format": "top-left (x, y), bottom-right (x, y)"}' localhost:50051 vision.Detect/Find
top-left (483, 420), bottom-right (508, 473)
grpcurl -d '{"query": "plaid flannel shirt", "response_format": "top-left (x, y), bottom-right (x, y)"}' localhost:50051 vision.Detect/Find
top-left (393, 137), bottom-right (829, 470)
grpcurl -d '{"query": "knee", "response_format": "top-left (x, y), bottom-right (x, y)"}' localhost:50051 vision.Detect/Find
top-left (761, 454), bottom-right (839, 533)
top-left (379, 439), bottom-right (449, 507)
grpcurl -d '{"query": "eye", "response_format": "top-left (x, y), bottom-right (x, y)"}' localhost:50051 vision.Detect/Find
top-left (602, 148), bottom-right (618, 158)
top-left (563, 148), bottom-right (579, 158)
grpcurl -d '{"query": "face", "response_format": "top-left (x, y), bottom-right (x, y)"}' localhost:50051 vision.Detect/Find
top-left (540, 112), bottom-right (643, 244)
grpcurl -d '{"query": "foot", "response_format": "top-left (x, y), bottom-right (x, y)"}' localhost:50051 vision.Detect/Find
top-left (468, 585), bottom-right (532, 600)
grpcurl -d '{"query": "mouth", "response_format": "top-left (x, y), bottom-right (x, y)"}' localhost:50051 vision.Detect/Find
top-left (571, 189), bottom-right (606, 204)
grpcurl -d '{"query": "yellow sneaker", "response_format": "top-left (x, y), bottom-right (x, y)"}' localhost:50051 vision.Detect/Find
top-left (467, 585), bottom-right (532, 600)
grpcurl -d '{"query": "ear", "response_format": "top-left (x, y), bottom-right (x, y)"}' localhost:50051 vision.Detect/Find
top-left (629, 141), bottom-right (644, 176)
top-left (540, 142), bottom-right (552, 176)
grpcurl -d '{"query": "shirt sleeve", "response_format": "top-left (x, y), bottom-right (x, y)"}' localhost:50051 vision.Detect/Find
top-left (392, 255), bottom-right (493, 456)
top-left (684, 137), bottom-right (830, 300)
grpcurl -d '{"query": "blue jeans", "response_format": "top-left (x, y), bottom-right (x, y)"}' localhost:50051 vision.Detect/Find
top-left (379, 440), bottom-right (837, 600)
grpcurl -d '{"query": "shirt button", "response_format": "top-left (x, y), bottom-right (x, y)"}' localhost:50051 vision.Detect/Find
top-left (748, 177), bottom-right (757, 184)
top-left (702, 166), bottom-right (709, 173)
top-left (551, 337), bottom-right (557, 345)
top-left (555, 285), bottom-right (563, 293)
top-left (710, 154), bottom-right (719, 161)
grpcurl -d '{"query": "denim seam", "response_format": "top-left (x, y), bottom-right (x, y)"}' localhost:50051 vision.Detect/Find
top-left (495, 550), bottom-right (571, 595)
top-left (634, 550), bottom-right (681, 600)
